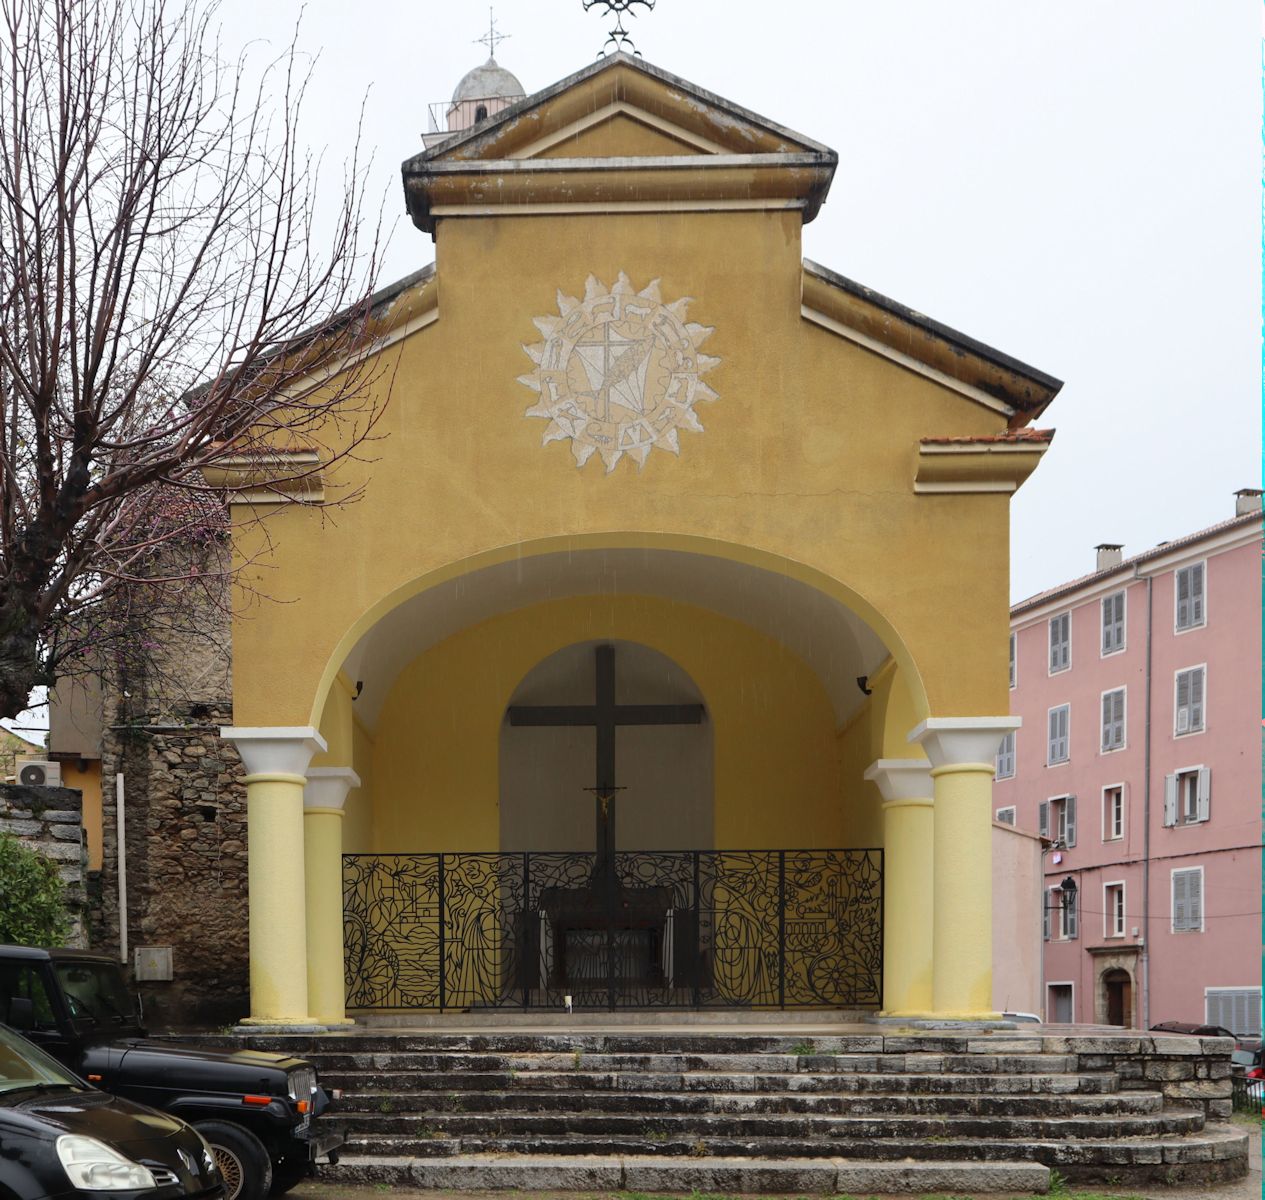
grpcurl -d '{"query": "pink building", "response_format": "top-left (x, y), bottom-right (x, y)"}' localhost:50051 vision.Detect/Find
top-left (998, 490), bottom-right (1262, 1033)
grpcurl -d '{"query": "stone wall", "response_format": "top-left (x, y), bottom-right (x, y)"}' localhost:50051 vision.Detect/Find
top-left (1049, 1033), bottom-right (1236, 1120)
top-left (92, 701), bottom-right (249, 1030)
top-left (0, 784), bottom-right (88, 946)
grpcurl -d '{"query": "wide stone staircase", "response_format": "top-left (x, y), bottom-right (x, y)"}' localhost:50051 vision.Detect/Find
top-left (222, 1026), bottom-right (1250, 1195)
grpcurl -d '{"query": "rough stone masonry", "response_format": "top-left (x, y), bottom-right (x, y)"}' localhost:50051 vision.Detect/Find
top-left (0, 783), bottom-right (88, 947)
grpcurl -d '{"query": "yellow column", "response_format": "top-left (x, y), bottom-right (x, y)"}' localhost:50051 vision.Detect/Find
top-left (222, 727), bottom-right (326, 1026)
top-left (304, 768), bottom-right (359, 1026)
top-left (909, 717), bottom-right (1020, 1018)
top-left (864, 759), bottom-right (934, 1015)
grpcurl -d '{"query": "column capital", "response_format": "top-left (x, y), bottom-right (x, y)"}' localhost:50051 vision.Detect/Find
top-left (221, 727), bottom-right (327, 777)
top-left (304, 767), bottom-right (361, 813)
top-left (908, 716), bottom-right (1020, 768)
top-left (864, 758), bottom-right (934, 803)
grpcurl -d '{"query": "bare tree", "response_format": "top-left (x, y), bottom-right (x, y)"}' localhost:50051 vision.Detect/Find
top-left (0, 0), bottom-right (384, 718)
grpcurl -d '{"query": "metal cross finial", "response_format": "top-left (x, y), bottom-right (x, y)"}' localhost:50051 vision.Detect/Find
top-left (476, 7), bottom-right (509, 60)
top-left (582, 0), bottom-right (656, 58)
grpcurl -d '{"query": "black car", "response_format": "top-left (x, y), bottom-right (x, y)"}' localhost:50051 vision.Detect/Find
top-left (0, 1020), bottom-right (223, 1199)
top-left (0, 947), bottom-right (341, 1200)
top-left (1149, 1020), bottom-right (1237, 1039)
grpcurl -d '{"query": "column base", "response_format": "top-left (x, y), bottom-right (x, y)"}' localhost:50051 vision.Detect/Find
top-left (235, 1017), bottom-right (324, 1032)
top-left (873, 1010), bottom-right (1007, 1023)
top-left (316, 1017), bottom-right (356, 1027)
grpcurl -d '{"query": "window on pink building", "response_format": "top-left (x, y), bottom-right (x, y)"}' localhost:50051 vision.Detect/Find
top-left (1049, 613), bottom-right (1070, 673)
top-left (1101, 591), bottom-right (1125, 654)
top-left (1171, 866), bottom-right (1204, 933)
top-left (1104, 882), bottom-right (1125, 938)
top-left (996, 731), bottom-right (1015, 779)
top-left (1047, 704), bottom-right (1070, 764)
top-left (1174, 666), bottom-right (1205, 735)
top-left (1175, 562), bottom-right (1205, 631)
top-left (1164, 767), bottom-right (1210, 826)
top-left (1102, 784), bottom-right (1124, 840)
top-left (1100, 687), bottom-right (1125, 751)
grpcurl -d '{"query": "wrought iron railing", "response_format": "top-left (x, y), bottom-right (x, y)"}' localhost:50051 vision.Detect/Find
top-left (343, 849), bottom-right (883, 1011)
top-left (1231, 1074), bottom-right (1261, 1114)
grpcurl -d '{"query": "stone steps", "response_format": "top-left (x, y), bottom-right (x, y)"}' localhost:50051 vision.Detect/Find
top-left (335, 1123), bottom-right (1247, 1173)
top-left (328, 1106), bottom-right (1205, 1142)
top-left (329, 1151), bottom-right (1054, 1195)
top-left (324, 1066), bottom-right (1120, 1094)
top-left (199, 1026), bottom-right (1249, 1192)
top-left (335, 1085), bottom-right (1154, 1116)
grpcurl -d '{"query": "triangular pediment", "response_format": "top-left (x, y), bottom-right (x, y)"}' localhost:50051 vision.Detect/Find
top-left (403, 55), bottom-right (837, 232)
top-left (413, 54), bottom-right (833, 165)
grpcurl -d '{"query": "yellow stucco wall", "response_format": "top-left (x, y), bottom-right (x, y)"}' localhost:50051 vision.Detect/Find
top-left (835, 660), bottom-right (926, 848)
top-left (61, 760), bottom-right (103, 871)
top-left (369, 594), bottom-right (842, 853)
top-left (231, 208), bottom-right (1006, 735)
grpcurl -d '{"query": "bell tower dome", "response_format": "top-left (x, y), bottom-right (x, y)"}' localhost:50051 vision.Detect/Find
top-left (423, 12), bottom-right (525, 148)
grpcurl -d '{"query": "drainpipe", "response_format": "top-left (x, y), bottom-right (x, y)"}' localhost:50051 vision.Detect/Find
top-left (1140, 574), bottom-right (1153, 1030)
top-left (115, 772), bottom-right (128, 966)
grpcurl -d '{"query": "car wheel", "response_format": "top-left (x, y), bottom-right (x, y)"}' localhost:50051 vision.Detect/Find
top-left (268, 1156), bottom-right (311, 1196)
top-left (195, 1121), bottom-right (273, 1200)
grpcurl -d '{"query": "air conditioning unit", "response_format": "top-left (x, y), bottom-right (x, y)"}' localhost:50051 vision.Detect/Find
top-left (17, 759), bottom-right (61, 787)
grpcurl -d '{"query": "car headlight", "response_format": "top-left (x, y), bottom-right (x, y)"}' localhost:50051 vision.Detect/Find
top-left (287, 1067), bottom-right (316, 1106)
top-left (57, 1135), bottom-right (157, 1191)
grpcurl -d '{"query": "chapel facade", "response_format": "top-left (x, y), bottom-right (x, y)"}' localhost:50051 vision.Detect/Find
top-left (215, 54), bottom-right (1061, 1026)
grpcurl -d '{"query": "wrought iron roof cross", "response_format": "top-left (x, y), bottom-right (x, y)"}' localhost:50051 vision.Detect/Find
top-left (583, 0), bottom-right (656, 58)
top-left (476, 7), bottom-right (509, 59)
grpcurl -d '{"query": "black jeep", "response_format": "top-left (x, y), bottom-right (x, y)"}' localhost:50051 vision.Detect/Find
top-left (0, 946), bottom-right (342, 1200)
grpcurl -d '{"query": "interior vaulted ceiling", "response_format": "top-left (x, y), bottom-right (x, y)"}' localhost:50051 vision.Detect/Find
top-left (341, 548), bottom-right (891, 731)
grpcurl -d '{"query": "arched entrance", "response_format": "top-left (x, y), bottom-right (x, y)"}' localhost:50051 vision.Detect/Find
top-left (328, 543), bottom-right (901, 1013)
top-left (1103, 968), bottom-right (1134, 1028)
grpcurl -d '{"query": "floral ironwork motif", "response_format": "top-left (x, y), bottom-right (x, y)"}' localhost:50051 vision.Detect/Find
top-left (344, 849), bottom-right (882, 1011)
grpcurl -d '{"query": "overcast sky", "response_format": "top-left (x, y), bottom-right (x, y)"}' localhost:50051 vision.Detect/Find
top-left (204, 0), bottom-right (1259, 606)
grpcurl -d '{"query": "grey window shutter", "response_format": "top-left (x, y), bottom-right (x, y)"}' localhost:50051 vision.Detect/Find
top-left (1176, 671), bottom-right (1190, 733)
top-left (1009, 633), bottom-right (1016, 687)
top-left (1065, 888), bottom-right (1078, 938)
top-left (1039, 801), bottom-right (1050, 837)
top-left (1173, 870), bottom-right (1189, 930)
top-left (1188, 871), bottom-right (1203, 930)
top-left (1163, 774), bottom-right (1178, 826)
top-left (1176, 567), bottom-right (1190, 627)
top-left (1191, 562), bottom-right (1204, 624)
top-left (1101, 692), bottom-right (1111, 749)
top-left (1191, 667), bottom-right (1204, 730)
top-left (1064, 794), bottom-right (1077, 847)
top-left (1196, 767), bottom-right (1211, 821)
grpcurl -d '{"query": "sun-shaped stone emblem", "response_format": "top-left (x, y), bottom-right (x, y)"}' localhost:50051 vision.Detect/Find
top-left (519, 273), bottom-right (719, 472)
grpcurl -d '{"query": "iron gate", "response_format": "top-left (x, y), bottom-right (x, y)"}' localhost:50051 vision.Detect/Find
top-left (342, 849), bottom-right (882, 1011)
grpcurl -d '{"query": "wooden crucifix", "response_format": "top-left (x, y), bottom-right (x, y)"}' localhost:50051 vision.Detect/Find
top-left (507, 644), bottom-right (704, 879)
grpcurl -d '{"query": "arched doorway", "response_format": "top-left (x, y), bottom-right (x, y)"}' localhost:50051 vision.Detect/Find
top-left (1103, 968), bottom-right (1133, 1028)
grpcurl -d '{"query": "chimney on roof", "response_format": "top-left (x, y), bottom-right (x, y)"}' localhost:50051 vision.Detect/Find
top-left (1234, 488), bottom-right (1263, 517)
top-left (1095, 543), bottom-right (1124, 572)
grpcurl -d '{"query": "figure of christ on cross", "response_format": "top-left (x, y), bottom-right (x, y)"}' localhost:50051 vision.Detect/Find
top-left (506, 643), bottom-right (704, 884)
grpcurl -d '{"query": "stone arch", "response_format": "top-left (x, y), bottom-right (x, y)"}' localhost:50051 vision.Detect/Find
top-left (309, 532), bottom-right (931, 734)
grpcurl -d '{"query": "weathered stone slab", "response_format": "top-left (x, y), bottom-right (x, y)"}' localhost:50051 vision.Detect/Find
top-left (1150, 1035), bottom-right (1209, 1056)
top-left (410, 1154), bottom-right (622, 1189)
top-left (624, 1156), bottom-right (837, 1194)
top-left (1144, 1059), bottom-right (1194, 1080)
top-left (833, 1158), bottom-right (1050, 1194)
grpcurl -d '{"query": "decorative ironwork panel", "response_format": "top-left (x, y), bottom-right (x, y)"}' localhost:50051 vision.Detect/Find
top-left (342, 848), bottom-right (882, 1011)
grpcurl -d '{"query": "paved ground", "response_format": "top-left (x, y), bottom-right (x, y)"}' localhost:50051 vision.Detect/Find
top-left (294, 1119), bottom-right (1261, 1200)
